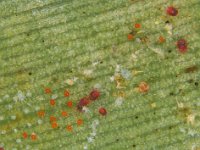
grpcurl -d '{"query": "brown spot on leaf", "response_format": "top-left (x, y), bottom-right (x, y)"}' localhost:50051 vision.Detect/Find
top-left (184, 65), bottom-right (198, 73)
top-left (176, 105), bottom-right (195, 124)
top-left (140, 36), bottom-right (149, 43)
top-left (177, 107), bottom-right (191, 118)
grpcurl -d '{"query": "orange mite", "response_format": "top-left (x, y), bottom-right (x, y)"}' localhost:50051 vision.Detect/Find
top-left (52, 122), bottom-right (58, 128)
top-left (50, 116), bottom-right (57, 122)
top-left (159, 36), bottom-right (165, 43)
top-left (31, 133), bottom-right (37, 140)
top-left (37, 110), bottom-right (45, 117)
top-left (66, 125), bottom-right (73, 131)
top-left (22, 132), bottom-right (28, 139)
top-left (77, 119), bottom-right (83, 126)
top-left (138, 82), bottom-right (149, 93)
top-left (127, 34), bottom-right (134, 40)
top-left (67, 101), bottom-right (73, 108)
top-left (50, 99), bottom-right (56, 106)
top-left (64, 90), bottom-right (70, 97)
top-left (45, 88), bottom-right (51, 94)
top-left (135, 23), bottom-right (141, 28)
top-left (61, 111), bottom-right (68, 117)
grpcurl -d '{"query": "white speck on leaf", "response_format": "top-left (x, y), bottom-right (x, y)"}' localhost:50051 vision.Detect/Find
top-left (37, 119), bottom-right (43, 125)
top-left (121, 68), bottom-right (131, 80)
top-left (115, 97), bottom-right (124, 106)
top-left (51, 94), bottom-right (58, 99)
top-left (83, 69), bottom-right (93, 76)
top-left (83, 145), bottom-right (88, 150)
top-left (6, 104), bottom-right (13, 110)
top-left (115, 65), bottom-right (121, 73)
top-left (17, 91), bottom-right (26, 102)
top-left (110, 76), bottom-right (115, 82)
top-left (3, 95), bottom-right (9, 99)
top-left (1, 130), bottom-right (6, 135)
top-left (25, 145), bottom-right (31, 150)
top-left (165, 23), bottom-right (173, 35)
top-left (65, 79), bottom-right (74, 86)
top-left (148, 46), bottom-right (165, 58)
top-left (93, 119), bottom-right (99, 126)
top-left (11, 115), bottom-right (16, 120)
top-left (155, 21), bottom-right (159, 25)
top-left (188, 129), bottom-right (196, 137)
top-left (26, 91), bottom-right (32, 97)
top-left (0, 143), bottom-right (4, 147)
top-left (179, 127), bottom-right (186, 133)
top-left (13, 129), bottom-right (18, 133)
top-left (82, 106), bottom-right (90, 113)
top-left (187, 114), bottom-right (195, 125)
top-left (87, 137), bottom-right (94, 143)
top-left (131, 53), bottom-right (138, 61)
top-left (13, 96), bottom-right (18, 103)
top-left (136, 38), bottom-right (141, 43)
top-left (16, 139), bottom-right (21, 143)
top-left (90, 132), bottom-right (96, 137)
top-left (23, 108), bottom-right (30, 114)
top-left (92, 61), bottom-right (100, 66)
top-left (27, 123), bottom-right (32, 127)
top-left (35, 106), bottom-right (40, 111)
top-left (176, 100), bottom-right (184, 108)
top-left (94, 83), bottom-right (101, 89)
top-left (0, 116), bottom-right (4, 121)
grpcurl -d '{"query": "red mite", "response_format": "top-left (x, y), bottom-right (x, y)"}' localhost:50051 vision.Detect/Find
top-left (77, 97), bottom-right (90, 112)
top-left (99, 107), bottom-right (107, 116)
top-left (166, 6), bottom-right (178, 16)
top-left (78, 97), bottom-right (90, 106)
top-left (89, 89), bottom-right (100, 101)
top-left (177, 39), bottom-right (188, 53)
top-left (22, 132), bottom-right (28, 139)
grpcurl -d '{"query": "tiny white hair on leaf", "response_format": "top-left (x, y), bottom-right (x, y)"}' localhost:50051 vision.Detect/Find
top-left (165, 23), bottom-right (173, 35)
top-left (148, 46), bottom-right (165, 58)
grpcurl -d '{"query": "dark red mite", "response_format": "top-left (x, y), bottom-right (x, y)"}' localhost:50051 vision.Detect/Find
top-left (89, 89), bottom-right (100, 101)
top-left (166, 6), bottom-right (178, 16)
top-left (78, 97), bottom-right (90, 106)
top-left (177, 39), bottom-right (188, 53)
top-left (77, 97), bottom-right (90, 111)
top-left (99, 107), bottom-right (107, 116)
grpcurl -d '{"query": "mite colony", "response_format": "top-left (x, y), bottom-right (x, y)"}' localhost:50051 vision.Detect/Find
top-left (22, 88), bottom-right (107, 141)
top-left (4, 5), bottom-right (190, 148)
top-left (128, 6), bottom-right (188, 53)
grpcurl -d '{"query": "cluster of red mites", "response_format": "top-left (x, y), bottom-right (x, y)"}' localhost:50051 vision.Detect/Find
top-left (176, 39), bottom-right (188, 53)
top-left (166, 6), bottom-right (188, 53)
top-left (77, 89), bottom-right (107, 116)
top-left (77, 89), bottom-right (100, 111)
